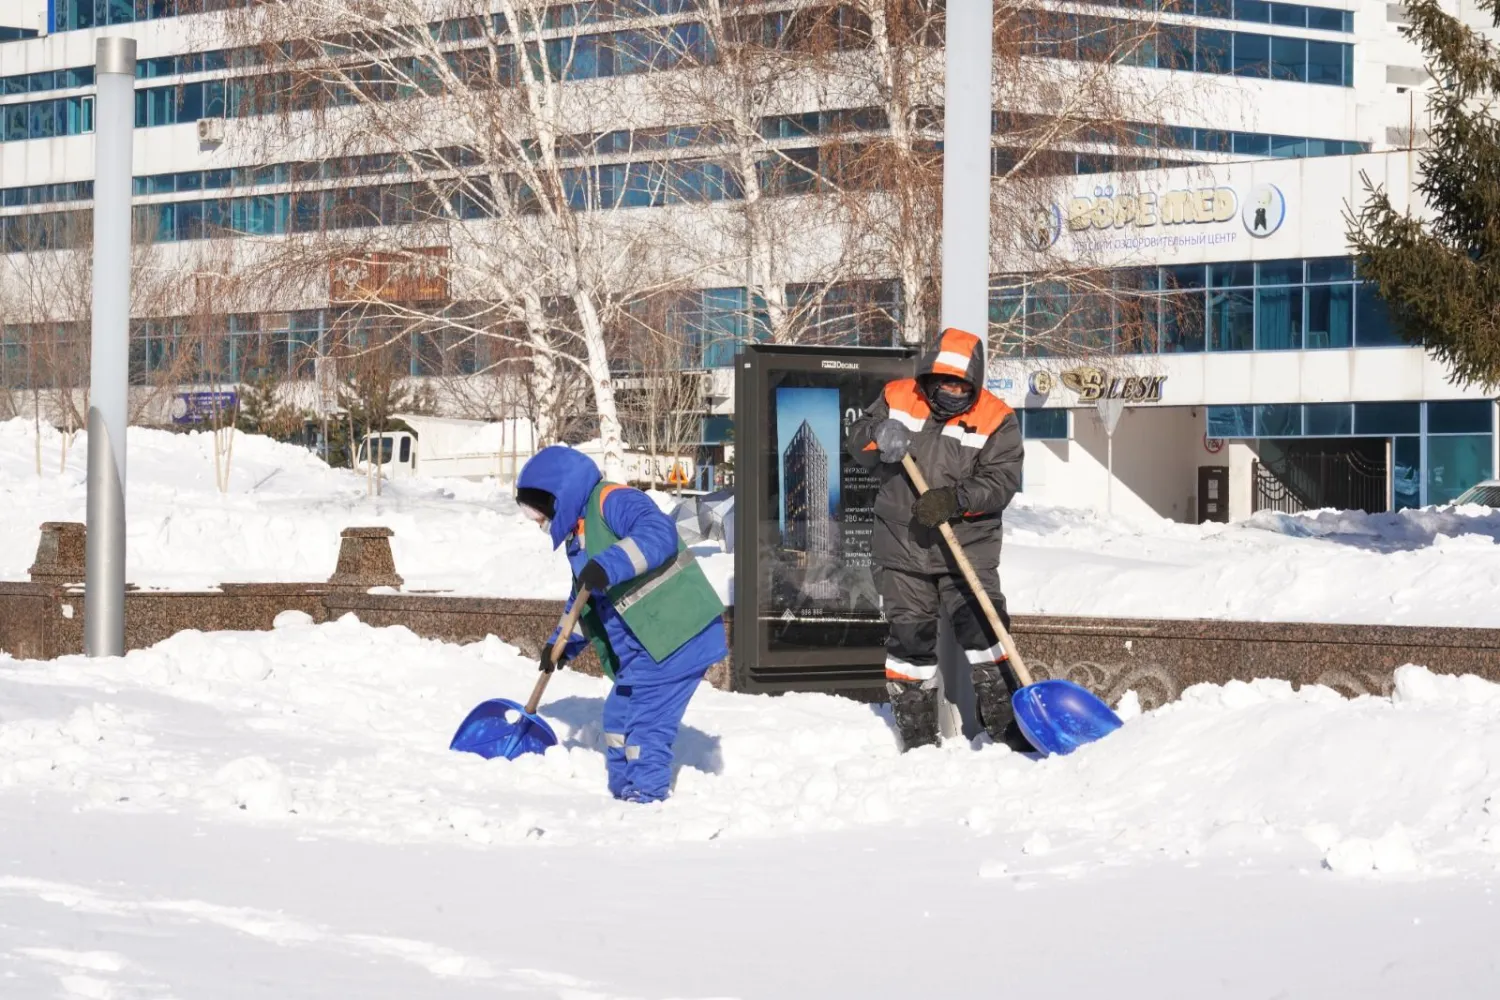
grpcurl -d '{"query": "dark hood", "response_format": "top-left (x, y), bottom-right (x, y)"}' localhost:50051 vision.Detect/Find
top-left (916, 327), bottom-right (986, 418)
top-left (516, 445), bottom-right (603, 549)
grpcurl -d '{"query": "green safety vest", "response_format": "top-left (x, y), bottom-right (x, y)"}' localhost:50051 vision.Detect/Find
top-left (575, 482), bottom-right (725, 679)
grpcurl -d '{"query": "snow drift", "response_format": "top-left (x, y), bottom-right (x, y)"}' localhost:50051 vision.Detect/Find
top-left (4, 616), bottom-right (1499, 879)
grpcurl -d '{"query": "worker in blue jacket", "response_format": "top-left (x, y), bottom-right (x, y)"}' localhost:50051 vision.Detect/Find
top-left (515, 445), bottom-right (727, 803)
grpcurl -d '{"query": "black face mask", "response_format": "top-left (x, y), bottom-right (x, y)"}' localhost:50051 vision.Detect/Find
top-left (516, 486), bottom-right (557, 522)
top-left (919, 376), bottom-right (975, 420)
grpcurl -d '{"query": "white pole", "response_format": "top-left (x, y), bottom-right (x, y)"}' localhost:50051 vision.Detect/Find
top-left (939, 0), bottom-right (994, 339)
top-left (933, 3), bottom-right (994, 740)
top-left (85, 36), bottom-right (136, 659)
top-left (1107, 435), bottom-right (1114, 516)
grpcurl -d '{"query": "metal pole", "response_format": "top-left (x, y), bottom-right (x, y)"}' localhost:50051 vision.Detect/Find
top-left (939, 0), bottom-right (994, 339)
top-left (85, 36), bottom-right (136, 659)
top-left (934, 3), bottom-right (994, 737)
top-left (1107, 435), bottom-right (1114, 515)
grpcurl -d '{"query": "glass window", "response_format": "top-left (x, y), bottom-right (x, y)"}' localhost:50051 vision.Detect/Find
top-left (1197, 29), bottom-right (1233, 73)
top-left (1209, 288), bottom-right (1254, 351)
top-left (1161, 25), bottom-right (1194, 70)
top-left (1234, 0), bottom-right (1270, 22)
top-left (1256, 286), bottom-right (1302, 349)
top-left (1163, 264), bottom-right (1206, 290)
top-left (1305, 284), bottom-right (1352, 348)
top-left (1233, 131), bottom-right (1270, 155)
top-left (1392, 436), bottom-right (1420, 509)
top-left (1428, 435), bottom-right (1494, 505)
top-left (1304, 403), bottom-right (1352, 436)
top-left (1355, 285), bottom-right (1402, 346)
top-left (1271, 134), bottom-right (1306, 157)
top-left (1271, 36), bottom-right (1307, 81)
top-left (1208, 405), bottom-right (1254, 438)
top-left (1022, 409), bottom-right (1069, 440)
top-left (1354, 402), bottom-right (1420, 435)
top-left (1257, 259), bottom-right (1302, 285)
top-left (1161, 292), bottom-right (1206, 352)
top-left (1306, 40), bottom-right (1344, 85)
top-left (1427, 400), bottom-right (1494, 435)
top-left (1233, 33), bottom-right (1270, 77)
top-left (1307, 6), bottom-right (1345, 31)
top-left (1255, 404), bottom-right (1302, 436)
top-left (1271, 2), bottom-right (1307, 26)
top-left (1198, 0), bottom-right (1233, 17)
top-left (1307, 256), bottom-right (1354, 282)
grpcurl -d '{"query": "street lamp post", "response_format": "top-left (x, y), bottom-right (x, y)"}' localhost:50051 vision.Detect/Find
top-left (85, 36), bottom-right (136, 658)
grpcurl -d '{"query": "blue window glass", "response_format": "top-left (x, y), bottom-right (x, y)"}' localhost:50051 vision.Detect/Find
top-left (1343, 43), bottom-right (1353, 86)
top-left (1233, 131), bottom-right (1270, 155)
top-left (1209, 287), bottom-right (1254, 350)
top-left (1021, 409), bottom-right (1069, 440)
top-left (1163, 264), bottom-right (1206, 290)
top-left (1272, 2), bottom-right (1306, 26)
top-left (1197, 30), bottom-right (1233, 73)
top-left (1306, 284), bottom-right (1352, 348)
top-left (1210, 261), bottom-right (1254, 287)
top-left (1307, 257), bottom-right (1354, 282)
top-left (1255, 404), bottom-right (1302, 436)
top-left (1161, 25), bottom-right (1194, 70)
top-left (1207, 405), bottom-right (1254, 438)
top-left (1354, 402), bottom-right (1419, 435)
top-left (1200, 129), bottom-right (1232, 152)
top-left (1428, 435), bottom-right (1493, 505)
top-left (1198, 0), bottom-right (1233, 17)
top-left (1271, 36), bottom-right (1307, 81)
top-left (1307, 6), bottom-right (1346, 31)
top-left (1355, 285), bottom-right (1401, 346)
top-left (1270, 134), bottom-right (1306, 157)
top-left (1257, 259), bottom-right (1302, 284)
top-left (703, 415), bottom-right (733, 440)
top-left (1392, 435), bottom-right (1420, 509)
top-left (1256, 286), bottom-right (1302, 349)
top-left (1427, 400), bottom-right (1494, 434)
top-left (1235, 0), bottom-right (1270, 22)
top-left (1307, 40), bottom-right (1344, 85)
top-left (1304, 403), bottom-right (1352, 436)
top-left (1233, 32), bottom-right (1270, 77)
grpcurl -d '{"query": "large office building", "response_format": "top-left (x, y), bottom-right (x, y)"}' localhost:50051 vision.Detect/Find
top-left (2, 2), bottom-right (1494, 517)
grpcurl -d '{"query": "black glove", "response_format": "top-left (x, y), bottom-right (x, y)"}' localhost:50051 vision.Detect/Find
top-left (577, 558), bottom-right (611, 593)
top-left (913, 485), bottom-right (960, 528)
top-left (873, 419), bottom-right (910, 463)
top-left (538, 646), bottom-right (562, 673)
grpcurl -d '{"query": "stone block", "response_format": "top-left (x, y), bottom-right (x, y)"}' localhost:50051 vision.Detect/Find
top-left (327, 526), bottom-right (404, 591)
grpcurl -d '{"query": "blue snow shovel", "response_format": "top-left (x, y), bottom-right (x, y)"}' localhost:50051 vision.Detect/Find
top-left (901, 455), bottom-right (1123, 756)
top-left (449, 588), bottom-right (589, 760)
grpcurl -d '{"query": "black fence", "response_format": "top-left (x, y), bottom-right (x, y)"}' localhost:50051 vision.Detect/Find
top-left (1253, 442), bottom-right (1388, 514)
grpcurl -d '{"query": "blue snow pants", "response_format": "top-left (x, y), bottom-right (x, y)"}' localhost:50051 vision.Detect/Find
top-left (601, 669), bottom-right (707, 802)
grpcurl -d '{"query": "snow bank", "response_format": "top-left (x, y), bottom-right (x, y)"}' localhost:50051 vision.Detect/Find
top-left (5, 619), bottom-right (1500, 878)
top-left (5, 418), bottom-right (1500, 626)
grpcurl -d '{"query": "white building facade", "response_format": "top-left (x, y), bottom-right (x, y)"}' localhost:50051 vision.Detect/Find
top-left (992, 151), bottom-right (1496, 522)
top-left (2, 2), bottom-right (1496, 511)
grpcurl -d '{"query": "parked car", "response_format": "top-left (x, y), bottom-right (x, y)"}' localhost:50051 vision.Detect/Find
top-left (1451, 479), bottom-right (1500, 507)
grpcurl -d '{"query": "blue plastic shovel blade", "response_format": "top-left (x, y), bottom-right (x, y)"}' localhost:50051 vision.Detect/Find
top-left (1012, 679), bottom-right (1123, 757)
top-left (449, 698), bottom-right (559, 760)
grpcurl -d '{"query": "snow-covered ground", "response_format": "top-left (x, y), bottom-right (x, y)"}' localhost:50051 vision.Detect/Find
top-left (2, 616), bottom-right (1499, 996)
top-left (4, 419), bottom-right (1500, 995)
top-left (5, 417), bottom-right (1500, 626)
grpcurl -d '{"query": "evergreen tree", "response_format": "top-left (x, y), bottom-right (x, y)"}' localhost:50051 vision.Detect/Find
top-left (1346, 0), bottom-right (1500, 387)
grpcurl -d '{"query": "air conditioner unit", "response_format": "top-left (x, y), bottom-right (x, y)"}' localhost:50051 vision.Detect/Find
top-left (197, 118), bottom-right (225, 145)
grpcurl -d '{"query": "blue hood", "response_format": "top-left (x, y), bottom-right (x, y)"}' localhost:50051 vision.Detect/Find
top-left (517, 445), bottom-right (603, 549)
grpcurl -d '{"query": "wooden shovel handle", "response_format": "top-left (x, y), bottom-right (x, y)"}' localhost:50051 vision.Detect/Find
top-left (901, 453), bottom-right (1034, 687)
top-left (523, 586), bottom-right (592, 715)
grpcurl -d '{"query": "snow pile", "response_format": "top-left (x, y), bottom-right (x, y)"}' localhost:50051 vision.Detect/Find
top-left (5, 417), bottom-right (1500, 625)
top-left (5, 618), bottom-right (1500, 878)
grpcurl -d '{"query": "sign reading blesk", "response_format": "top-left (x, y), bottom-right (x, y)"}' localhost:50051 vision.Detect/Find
top-left (1030, 180), bottom-right (1287, 251)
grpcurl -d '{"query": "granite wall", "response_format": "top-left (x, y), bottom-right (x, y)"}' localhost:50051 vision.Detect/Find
top-left (6, 521), bottom-right (1498, 710)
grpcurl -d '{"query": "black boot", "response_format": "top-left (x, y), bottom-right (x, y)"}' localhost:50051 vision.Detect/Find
top-left (886, 679), bottom-right (940, 752)
top-left (973, 661), bottom-right (1034, 752)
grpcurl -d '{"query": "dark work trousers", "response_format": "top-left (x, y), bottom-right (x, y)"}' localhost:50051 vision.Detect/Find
top-left (877, 564), bottom-right (1013, 683)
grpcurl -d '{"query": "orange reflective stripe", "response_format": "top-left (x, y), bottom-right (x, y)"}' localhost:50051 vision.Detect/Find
top-left (863, 440), bottom-right (879, 451)
top-left (598, 483), bottom-right (627, 508)
top-left (931, 328), bottom-right (980, 379)
top-left (964, 392), bottom-right (1015, 436)
top-left (883, 379), bottom-right (931, 424)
